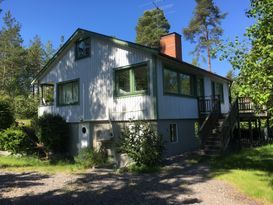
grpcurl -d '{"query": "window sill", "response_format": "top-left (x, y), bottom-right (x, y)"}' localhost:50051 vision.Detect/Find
top-left (163, 92), bottom-right (197, 99)
top-left (75, 55), bottom-right (90, 61)
top-left (114, 91), bottom-right (149, 99)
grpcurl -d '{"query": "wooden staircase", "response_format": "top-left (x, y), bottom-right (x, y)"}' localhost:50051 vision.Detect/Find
top-left (198, 97), bottom-right (239, 156)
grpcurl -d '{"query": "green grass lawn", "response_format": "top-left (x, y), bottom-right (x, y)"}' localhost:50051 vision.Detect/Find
top-left (0, 155), bottom-right (84, 173)
top-left (209, 144), bottom-right (273, 204)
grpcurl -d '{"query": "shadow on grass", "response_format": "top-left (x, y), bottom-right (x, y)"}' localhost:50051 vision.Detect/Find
top-left (209, 145), bottom-right (273, 172)
top-left (0, 153), bottom-right (214, 205)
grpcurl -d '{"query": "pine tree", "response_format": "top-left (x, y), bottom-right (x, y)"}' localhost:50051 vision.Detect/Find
top-left (24, 35), bottom-right (44, 89)
top-left (183, 0), bottom-right (226, 71)
top-left (0, 11), bottom-right (27, 96)
top-left (136, 8), bottom-right (170, 48)
top-left (43, 40), bottom-right (55, 64)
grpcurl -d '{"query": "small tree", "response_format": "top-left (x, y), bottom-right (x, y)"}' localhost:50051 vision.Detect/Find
top-left (118, 121), bottom-right (164, 167)
top-left (37, 113), bottom-right (69, 155)
top-left (136, 9), bottom-right (170, 48)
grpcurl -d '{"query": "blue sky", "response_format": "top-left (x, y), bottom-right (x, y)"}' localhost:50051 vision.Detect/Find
top-left (2, 0), bottom-right (252, 76)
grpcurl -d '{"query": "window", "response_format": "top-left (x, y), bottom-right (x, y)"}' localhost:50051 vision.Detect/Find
top-left (212, 81), bottom-right (224, 103)
top-left (41, 84), bottom-right (54, 106)
top-left (163, 68), bottom-right (195, 96)
top-left (57, 80), bottom-right (79, 106)
top-left (169, 124), bottom-right (178, 143)
top-left (115, 63), bottom-right (148, 96)
top-left (75, 38), bottom-right (90, 59)
top-left (179, 73), bottom-right (193, 96)
top-left (116, 69), bottom-right (130, 95)
top-left (196, 77), bottom-right (204, 97)
top-left (164, 69), bottom-right (178, 94)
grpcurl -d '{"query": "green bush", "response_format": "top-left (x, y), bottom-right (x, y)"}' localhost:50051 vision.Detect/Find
top-left (0, 128), bottom-right (36, 154)
top-left (36, 113), bottom-right (69, 154)
top-left (118, 121), bottom-right (164, 167)
top-left (14, 95), bottom-right (38, 119)
top-left (0, 99), bottom-right (15, 131)
top-left (75, 147), bottom-right (107, 168)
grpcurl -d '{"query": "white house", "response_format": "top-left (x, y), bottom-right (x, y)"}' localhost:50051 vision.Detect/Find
top-left (32, 28), bottom-right (231, 157)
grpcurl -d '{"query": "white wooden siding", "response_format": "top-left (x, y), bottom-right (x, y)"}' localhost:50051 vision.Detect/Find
top-left (39, 36), bottom-right (155, 122)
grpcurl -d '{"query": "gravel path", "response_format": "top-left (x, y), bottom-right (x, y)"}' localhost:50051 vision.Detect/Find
top-left (0, 155), bottom-right (264, 205)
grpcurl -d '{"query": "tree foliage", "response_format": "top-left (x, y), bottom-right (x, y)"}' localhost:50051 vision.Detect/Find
top-left (0, 11), bottom-right (27, 96)
top-left (136, 9), bottom-right (170, 48)
top-left (183, 0), bottom-right (227, 71)
top-left (221, 0), bottom-right (273, 113)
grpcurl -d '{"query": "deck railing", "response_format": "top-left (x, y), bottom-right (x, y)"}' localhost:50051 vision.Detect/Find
top-left (198, 95), bottom-right (221, 116)
top-left (238, 97), bottom-right (254, 112)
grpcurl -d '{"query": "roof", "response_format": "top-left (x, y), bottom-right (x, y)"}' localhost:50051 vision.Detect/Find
top-left (31, 28), bottom-right (231, 84)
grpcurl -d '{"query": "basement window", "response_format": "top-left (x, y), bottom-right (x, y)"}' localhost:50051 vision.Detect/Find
top-left (40, 83), bottom-right (54, 106)
top-left (169, 124), bottom-right (178, 143)
top-left (114, 63), bottom-right (148, 97)
top-left (75, 38), bottom-right (90, 60)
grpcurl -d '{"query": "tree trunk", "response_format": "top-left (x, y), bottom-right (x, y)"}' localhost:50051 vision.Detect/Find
top-left (205, 30), bottom-right (212, 72)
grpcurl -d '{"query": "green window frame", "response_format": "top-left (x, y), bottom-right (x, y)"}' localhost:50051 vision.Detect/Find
top-left (40, 83), bottom-right (54, 106)
top-left (57, 79), bottom-right (80, 106)
top-left (163, 68), bottom-right (195, 97)
top-left (75, 38), bottom-right (90, 60)
top-left (169, 123), bottom-right (178, 143)
top-left (114, 62), bottom-right (149, 97)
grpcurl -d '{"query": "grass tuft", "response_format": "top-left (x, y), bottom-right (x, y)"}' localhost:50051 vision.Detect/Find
top-left (0, 155), bottom-right (84, 173)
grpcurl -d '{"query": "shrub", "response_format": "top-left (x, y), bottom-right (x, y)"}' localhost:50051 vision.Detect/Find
top-left (75, 147), bottom-right (107, 168)
top-left (36, 113), bottom-right (69, 154)
top-left (14, 95), bottom-right (38, 119)
top-left (0, 128), bottom-right (36, 154)
top-left (118, 121), bottom-right (164, 167)
top-left (0, 99), bottom-right (15, 131)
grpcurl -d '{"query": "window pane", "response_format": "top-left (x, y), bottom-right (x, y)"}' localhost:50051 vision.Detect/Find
top-left (164, 69), bottom-right (178, 93)
top-left (134, 66), bottom-right (148, 92)
top-left (215, 83), bottom-right (224, 103)
top-left (116, 69), bottom-right (130, 95)
top-left (197, 78), bottom-right (204, 97)
top-left (58, 80), bottom-right (79, 105)
top-left (41, 84), bottom-right (54, 106)
top-left (180, 74), bottom-right (191, 95)
top-left (76, 38), bottom-right (90, 59)
top-left (170, 124), bottom-right (177, 142)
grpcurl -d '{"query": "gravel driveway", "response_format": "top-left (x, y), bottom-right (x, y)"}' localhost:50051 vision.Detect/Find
top-left (0, 155), bottom-right (263, 205)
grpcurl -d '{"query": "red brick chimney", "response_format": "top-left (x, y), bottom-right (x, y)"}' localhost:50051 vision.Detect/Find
top-left (160, 32), bottom-right (182, 61)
